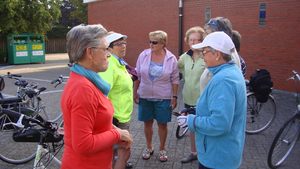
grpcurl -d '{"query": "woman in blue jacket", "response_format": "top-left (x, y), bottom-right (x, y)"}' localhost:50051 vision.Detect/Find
top-left (177, 32), bottom-right (247, 169)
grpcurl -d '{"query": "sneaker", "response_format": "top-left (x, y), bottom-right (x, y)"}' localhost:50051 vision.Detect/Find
top-left (181, 153), bottom-right (197, 163)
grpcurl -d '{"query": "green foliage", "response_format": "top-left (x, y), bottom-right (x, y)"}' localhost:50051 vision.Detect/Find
top-left (70, 0), bottom-right (88, 24)
top-left (0, 0), bottom-right (62, 39)
top-left (0, 49), bottom-right (7, 64)
top-left (46, 25), bottom-right (71, 39)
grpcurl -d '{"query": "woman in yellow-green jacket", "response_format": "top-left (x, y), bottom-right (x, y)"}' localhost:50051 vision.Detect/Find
top-left (99, 32), bottom-right (133, 169)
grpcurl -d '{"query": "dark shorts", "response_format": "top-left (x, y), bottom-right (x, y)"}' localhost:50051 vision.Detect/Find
top-left (113, 122), bottom-right (130, 150)
top-left (138, 98), bottom-right (172, 124)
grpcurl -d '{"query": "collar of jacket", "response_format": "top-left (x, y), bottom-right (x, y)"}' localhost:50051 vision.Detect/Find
top-left (111, 53), bottom-right (128, 66)
top-left (208, 60), bottom-right (235, 75)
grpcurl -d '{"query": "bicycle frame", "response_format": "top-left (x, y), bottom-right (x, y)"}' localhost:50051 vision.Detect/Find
top-left (0, 108), bottom-right (64, 168)
top-left (33, 143), bottom-right (62, 169)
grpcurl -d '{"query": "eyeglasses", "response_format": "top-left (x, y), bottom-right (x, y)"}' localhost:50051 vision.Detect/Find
top-left (202, 50), bottom-right (212, 56)
top-left (112, 41), bottom-right (127, 47)
top-left (208, 19), bottom-right (219, 27)
top-left (188, 39), bottom-right (201, 43)
top-left (93, 47), bottom-right (109, 54)
top-left (150, 40), bottom-right (159, 45)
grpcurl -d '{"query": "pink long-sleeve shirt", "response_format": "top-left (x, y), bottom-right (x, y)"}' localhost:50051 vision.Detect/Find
top-left (136, 48), bottom-right (179, 99)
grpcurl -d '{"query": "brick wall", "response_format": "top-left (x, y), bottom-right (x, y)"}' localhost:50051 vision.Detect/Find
top-left (88, 0), bottom-right (300, 92)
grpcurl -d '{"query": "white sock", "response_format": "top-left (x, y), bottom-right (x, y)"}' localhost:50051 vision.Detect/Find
top-left (191, 152), bottom-right (198, 156)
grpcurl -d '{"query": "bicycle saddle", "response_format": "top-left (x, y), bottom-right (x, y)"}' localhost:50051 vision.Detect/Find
top-left (14, 80), bottom-right (28, 88)
top-left (25, 87), bottom-right (47, 98)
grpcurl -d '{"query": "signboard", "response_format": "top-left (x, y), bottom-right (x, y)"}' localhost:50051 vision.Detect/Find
top-left (32, 45), bottom-right (42, 50)
top-left (32, 51), bottom-right (44, 56)
top-left (16, 45), bottom-right (27, 51)
top-left (16, 51), bottom-right (28, 57)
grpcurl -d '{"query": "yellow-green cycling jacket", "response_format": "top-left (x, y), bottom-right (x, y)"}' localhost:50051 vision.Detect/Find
top-left (99, 54), bottom-right (133, 123)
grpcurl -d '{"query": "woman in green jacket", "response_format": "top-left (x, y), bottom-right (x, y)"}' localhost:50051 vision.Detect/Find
top-left (177, 26), bottom-right (206, 163)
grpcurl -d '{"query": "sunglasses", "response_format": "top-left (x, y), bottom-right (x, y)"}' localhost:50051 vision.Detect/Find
top-left (149, 40), bottom-right (159, 45)
top-left (208, 19), bottom-right (219, 28)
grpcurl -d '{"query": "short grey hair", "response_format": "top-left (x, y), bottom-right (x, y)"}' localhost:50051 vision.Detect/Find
top-left (208, 46), bottom-right (233, 62)
top-left (204, 17), bottom-right (233, 38)
top-left (67, 24), bottom-right (108, 63)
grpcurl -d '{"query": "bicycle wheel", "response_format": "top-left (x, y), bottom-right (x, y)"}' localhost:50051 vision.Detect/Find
top-left (246, 93), bottom-right (276, 134)
top-left (268, 115), bottom-right (300, 168)
top-left (176, 125), bottom-right (189, 139)
top-left (0, 113), bottom-right (36, 164)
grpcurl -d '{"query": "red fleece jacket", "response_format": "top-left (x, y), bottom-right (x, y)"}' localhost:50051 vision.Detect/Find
top-left (61, 72), bottom-right (120, 169)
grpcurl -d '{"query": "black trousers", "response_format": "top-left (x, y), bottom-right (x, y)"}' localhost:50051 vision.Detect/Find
top-left (199, 162), bottom-right (212, 169)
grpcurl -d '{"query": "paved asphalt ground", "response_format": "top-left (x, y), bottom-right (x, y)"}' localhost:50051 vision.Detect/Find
top-left (0, 53), bottom-right (299, 169)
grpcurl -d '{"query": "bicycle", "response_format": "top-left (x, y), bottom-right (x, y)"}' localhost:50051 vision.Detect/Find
top-left (0, 108), bottom-right (64, 168)
top-left (267, 70), bottom-right (300, 169)
top-left (0, 75), bottom-right (66, 164)
top-left (245, 79), bottom-right (277, 134)
top-left (0, 72), bottom-right (38, 100)
top-left (168, 107), bottom-right (195, 139)
top-left (174, 80), bottom-right (277, 139)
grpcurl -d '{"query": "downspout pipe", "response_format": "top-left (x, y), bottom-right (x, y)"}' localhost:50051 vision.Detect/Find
top-left (179, 0), bottom-right (183, 57)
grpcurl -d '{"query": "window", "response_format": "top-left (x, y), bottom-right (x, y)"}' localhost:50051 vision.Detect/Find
top-left (205, 7), bottom-right (211, 23)
top-left (259, 2), bottom-right (266, 27)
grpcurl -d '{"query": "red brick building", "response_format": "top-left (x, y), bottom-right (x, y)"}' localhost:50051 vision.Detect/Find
top-left (86, 0), bottom-right (300, 92)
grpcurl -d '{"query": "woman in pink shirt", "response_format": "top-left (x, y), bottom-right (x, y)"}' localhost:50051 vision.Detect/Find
top-left (133, 30), bottom-right (179, 162)
top-left (61, 24), bottom-right (133, 169)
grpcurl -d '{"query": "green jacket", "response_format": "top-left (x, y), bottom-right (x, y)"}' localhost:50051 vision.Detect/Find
top-left (99, 55), bottom-right (133, 123)
top-left (178, 49), bottom-right (206, 106)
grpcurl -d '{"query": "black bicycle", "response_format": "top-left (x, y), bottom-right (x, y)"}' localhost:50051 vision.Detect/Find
top-left (0, 75), bottom-right (66, 164)
top-left (267, 70), bottom-right (300, 168)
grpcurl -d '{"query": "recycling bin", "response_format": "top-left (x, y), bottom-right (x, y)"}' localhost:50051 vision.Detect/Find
top-left (28, 33), bottom-right (45, 63)
top-left (7, 33), bottom-right (30, 64)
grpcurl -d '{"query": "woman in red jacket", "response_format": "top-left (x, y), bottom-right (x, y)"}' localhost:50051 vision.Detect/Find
top-left (61, 24), bottom-right (133, 169)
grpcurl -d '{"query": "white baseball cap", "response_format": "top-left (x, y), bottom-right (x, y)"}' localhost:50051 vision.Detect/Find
top-left (192, 31), bottom-right (234, 55)
top-left (106, 33), bottom-right (127, 46)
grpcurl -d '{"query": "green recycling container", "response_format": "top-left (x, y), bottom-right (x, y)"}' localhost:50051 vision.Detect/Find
top-left (7, 33), bottom-right (30, 64)
top-left (28, 33), bottom-right (45, 63)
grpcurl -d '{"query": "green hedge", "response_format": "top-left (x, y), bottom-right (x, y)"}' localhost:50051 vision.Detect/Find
top-left (0, 25), bottom-right (71, 40)
top-left (46, 25), bottom-right (71, 39)
top-left (0, 49), bottom-right (7, 64)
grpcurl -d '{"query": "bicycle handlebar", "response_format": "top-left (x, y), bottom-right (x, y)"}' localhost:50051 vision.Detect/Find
top-left (51, 75), bottom-right (69, 88)
top-left (3, 72), bottom-right (22, 80)
top-left (292, 70), bottom-right (300, 81)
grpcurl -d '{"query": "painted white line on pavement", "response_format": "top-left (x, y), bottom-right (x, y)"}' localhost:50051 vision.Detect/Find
top-left (39, 90), bottom-right (64, 94)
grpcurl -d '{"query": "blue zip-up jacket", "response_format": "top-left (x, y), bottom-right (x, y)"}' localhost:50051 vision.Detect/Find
top-left (188, 60), bottom-right (247, 169)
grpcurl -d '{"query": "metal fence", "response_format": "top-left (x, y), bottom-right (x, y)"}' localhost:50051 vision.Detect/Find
top-left (0, 39), bottom-right (67, 53)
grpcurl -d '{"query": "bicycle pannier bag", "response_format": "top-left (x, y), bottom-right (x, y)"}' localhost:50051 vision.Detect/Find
top-left (249, 69), bottom-right (273, 103)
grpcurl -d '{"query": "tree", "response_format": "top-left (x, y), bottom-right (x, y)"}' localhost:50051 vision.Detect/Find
top-left (0, 0), bottom-right (62, 38)
top-left (70, 0), bottom-right (88, 24)
top-left (59, 0), bottom-right (81, 27)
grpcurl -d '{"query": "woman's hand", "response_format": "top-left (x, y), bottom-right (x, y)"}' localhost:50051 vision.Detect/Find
top-left (133, 92), bottom-right (139, 104)
top-left (133, 80), bottom-right (140, 104)
top-left (116, 128), bottom-right (133, 149)
top-left (170, 97), bottom-right (177, 110)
